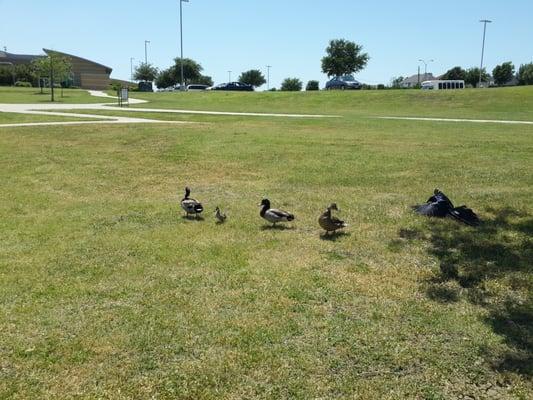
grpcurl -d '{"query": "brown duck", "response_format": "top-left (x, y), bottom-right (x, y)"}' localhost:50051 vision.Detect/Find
top-left (318, 203), bottom-right (347, 235)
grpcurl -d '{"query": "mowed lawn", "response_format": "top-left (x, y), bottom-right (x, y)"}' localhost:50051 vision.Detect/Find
top-left (0, 86), bottom-right (109, 104)
top-left (125, 86), bottom-right (533, 121)
top-left (0, 90), bottom-right (532, 399)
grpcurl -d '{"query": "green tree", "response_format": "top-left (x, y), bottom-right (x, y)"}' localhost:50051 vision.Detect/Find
top-left (391, 76), bottom-right (404, 88)
top-left (441, 66), bottom-right (466, 81)
top-left (173, 58), bottom-right (203, 86)
top-left (133, 62), bottom-right (158, 82)
top-left (32, 53), bottom-right (72, 101)
top-left (155, 58), bottom-right (209, 89)
top-left (465, 67), bottom-right (489, 88)
top-left (306, 80), bottom-right (319, 91)
top-left (155, 68), bottom-right (175, 89)
top-left (196, 75), bottom-right (213, 86)
top-left (517, 63), bottom-right (533, 85)
top-left (492, 62), bottom-right (515, 86)
top-left (0, 65), bottom-right (16, 86)
top-left (280, 78), bottom-right (302, 91)
top-left (238, 69), bottom-right (266, 87)
top-left (321, 39), bottom-right (369, 77)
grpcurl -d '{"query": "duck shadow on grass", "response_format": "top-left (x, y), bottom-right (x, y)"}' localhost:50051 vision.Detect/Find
top-left (399, 207), bottom-right (533, 376)
top-left (260, 224), bottom-right (296, 231)
top-left (319, 231), bottom-right (351, 241)
top-left (181, 215), bottom-right (205, 222)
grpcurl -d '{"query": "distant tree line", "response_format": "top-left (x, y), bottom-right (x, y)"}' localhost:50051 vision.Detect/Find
top-left (390, 62), bottom-right (533, 89)
top-left (440, 62), bottom-right (533, 87)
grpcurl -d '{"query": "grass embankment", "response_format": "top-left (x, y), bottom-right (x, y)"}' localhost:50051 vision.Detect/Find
top-left (0, 86), bottom-right (110, 104)
top-left (0, 90), bottom-right (532, 398)
top-left (0, 112), bottom-right (101, 124)
top-left (125, 86), bottom-right (533, 121)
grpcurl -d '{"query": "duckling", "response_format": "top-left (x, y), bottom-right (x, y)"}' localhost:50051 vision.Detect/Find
top-left (319, 203), bottom-right (347, 235)
top-left (180, 187), bottom-right (203, 218)
top-left (259, 198), bottom-right (295, 226)
top-left (214, 206), bottom-right (227, 223)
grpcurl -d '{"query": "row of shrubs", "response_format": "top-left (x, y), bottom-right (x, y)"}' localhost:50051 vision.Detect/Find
top-left (270, 79), bottom-right (389, 91)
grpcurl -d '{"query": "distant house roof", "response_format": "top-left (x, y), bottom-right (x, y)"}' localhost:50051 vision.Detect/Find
top-left (0, 51), bottom-right (43, 64)
top-left (401, 73), bottom-right (436, 86)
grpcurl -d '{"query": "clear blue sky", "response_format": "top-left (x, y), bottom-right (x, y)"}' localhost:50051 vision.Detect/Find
top-left (1, 0), bottom-right (532, 88)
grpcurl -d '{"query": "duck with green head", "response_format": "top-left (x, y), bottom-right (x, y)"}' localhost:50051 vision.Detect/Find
top-left (259, 198), bottom-right (295, 226)
top-left (181, 187), bottom-right (203, 218)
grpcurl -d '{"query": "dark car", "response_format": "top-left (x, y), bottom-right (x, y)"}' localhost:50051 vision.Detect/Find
top-left (209, 82), bottom-right (254, 91)
top-left (325, 75), bottom-right (362, 90)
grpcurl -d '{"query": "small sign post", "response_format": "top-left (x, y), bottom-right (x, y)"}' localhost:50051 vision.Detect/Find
top-left (117, 87), bottom-right (129, 107)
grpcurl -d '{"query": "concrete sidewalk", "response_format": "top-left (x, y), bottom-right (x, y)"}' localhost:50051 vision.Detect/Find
top-left (0, 89), bottom-right (337, 128)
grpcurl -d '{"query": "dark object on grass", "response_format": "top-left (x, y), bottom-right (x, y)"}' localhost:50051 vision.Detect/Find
top-left (181, 187), bottom-right (203, 218)
top-left (412, 188), bottom-right (480, 226)
top-left (214, 206), bottom-right (227, 223)
top-left (319, 203), bottom-right (347, 235)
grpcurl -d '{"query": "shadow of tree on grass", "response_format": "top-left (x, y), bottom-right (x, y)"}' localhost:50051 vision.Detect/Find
top-left (401, 208), bottom-right (533, 376)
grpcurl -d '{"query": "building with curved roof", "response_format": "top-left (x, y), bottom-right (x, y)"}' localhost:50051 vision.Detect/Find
top-left (0, 48), bottom-right (113, 90)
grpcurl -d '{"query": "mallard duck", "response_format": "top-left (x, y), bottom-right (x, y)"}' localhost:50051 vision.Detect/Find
top-left (214, 206), bottom-right (227, 223)
top-left (319, 203), bottom-right (347, 235)
top-left (259, 198), bottom-right (295, 226)
top-left (181, 187), bottom-right (203, 218)
top-left (412, 188), bottom-right (479, 226)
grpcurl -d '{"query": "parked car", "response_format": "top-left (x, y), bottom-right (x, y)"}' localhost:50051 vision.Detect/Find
top-left (325, 75), bottom-right (362, 90)
top-left (187, 84), bottom-right (209, 91)
top-left (208, 82), bottom-right (254, 91)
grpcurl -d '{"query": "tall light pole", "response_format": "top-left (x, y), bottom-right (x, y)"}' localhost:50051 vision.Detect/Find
top-left (179, 0), bottom-right (189, 91)
top-left (144, 40), bottom-right (150, 64)
top-left (228, 70), bottom-right (232, 82)
top-left (130, 57), bottom-right (135, 81)
top-left (479, 19), bottom-right (492, 88)
top-left (266, 65), bottom-right (272, 90)
top-left (418, 59), bottom-right (434, 80)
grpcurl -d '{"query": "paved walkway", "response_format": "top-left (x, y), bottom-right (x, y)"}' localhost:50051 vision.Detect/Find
top-left (0, 90), bottom-right (336, 128)
top-left (2, 91), bottom-right (532, 128)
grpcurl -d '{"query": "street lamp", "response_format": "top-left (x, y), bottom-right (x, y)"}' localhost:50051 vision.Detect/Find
top-left (130, 57), bottom-right (135, 81)
top-left (144, 40), bottom-right (150, 64)
top-left (479, 19), bottom-right (492, 88)
top-left (266, 65), bottom-right (272, 90)
top-left (179, 0), bottom-right (190, 91)
top-left (418, 59), bottom-right (434, 80)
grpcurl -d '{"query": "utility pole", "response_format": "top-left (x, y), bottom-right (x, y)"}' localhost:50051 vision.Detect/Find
top-left (144, 40), bottom-right (150, 64)
top-left (479, 19), bottom-right (492, 88)
top-left (418, 59), bottom-right (434, 80)
top-left (180, 0), bottom-right (190, 91)
top-left (130, 57), bottom-right (135, 81)
top-left (50, 56), bottom-right (55, 102)
top-left (266, 65), bottom-right (272, 90)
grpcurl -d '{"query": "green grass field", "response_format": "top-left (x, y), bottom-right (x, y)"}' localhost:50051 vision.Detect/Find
top-left (124, 86), bottom-right (533, 121)
top-left (0, 86), bottom-right (110, 104)
top-left (0, 87), bottom-right (532, 399)
top-left (0, 111), bottom-right (105, 124)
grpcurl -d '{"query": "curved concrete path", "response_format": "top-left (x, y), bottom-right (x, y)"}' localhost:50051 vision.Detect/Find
top-left (0, 90), bottom-right (337, 128)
